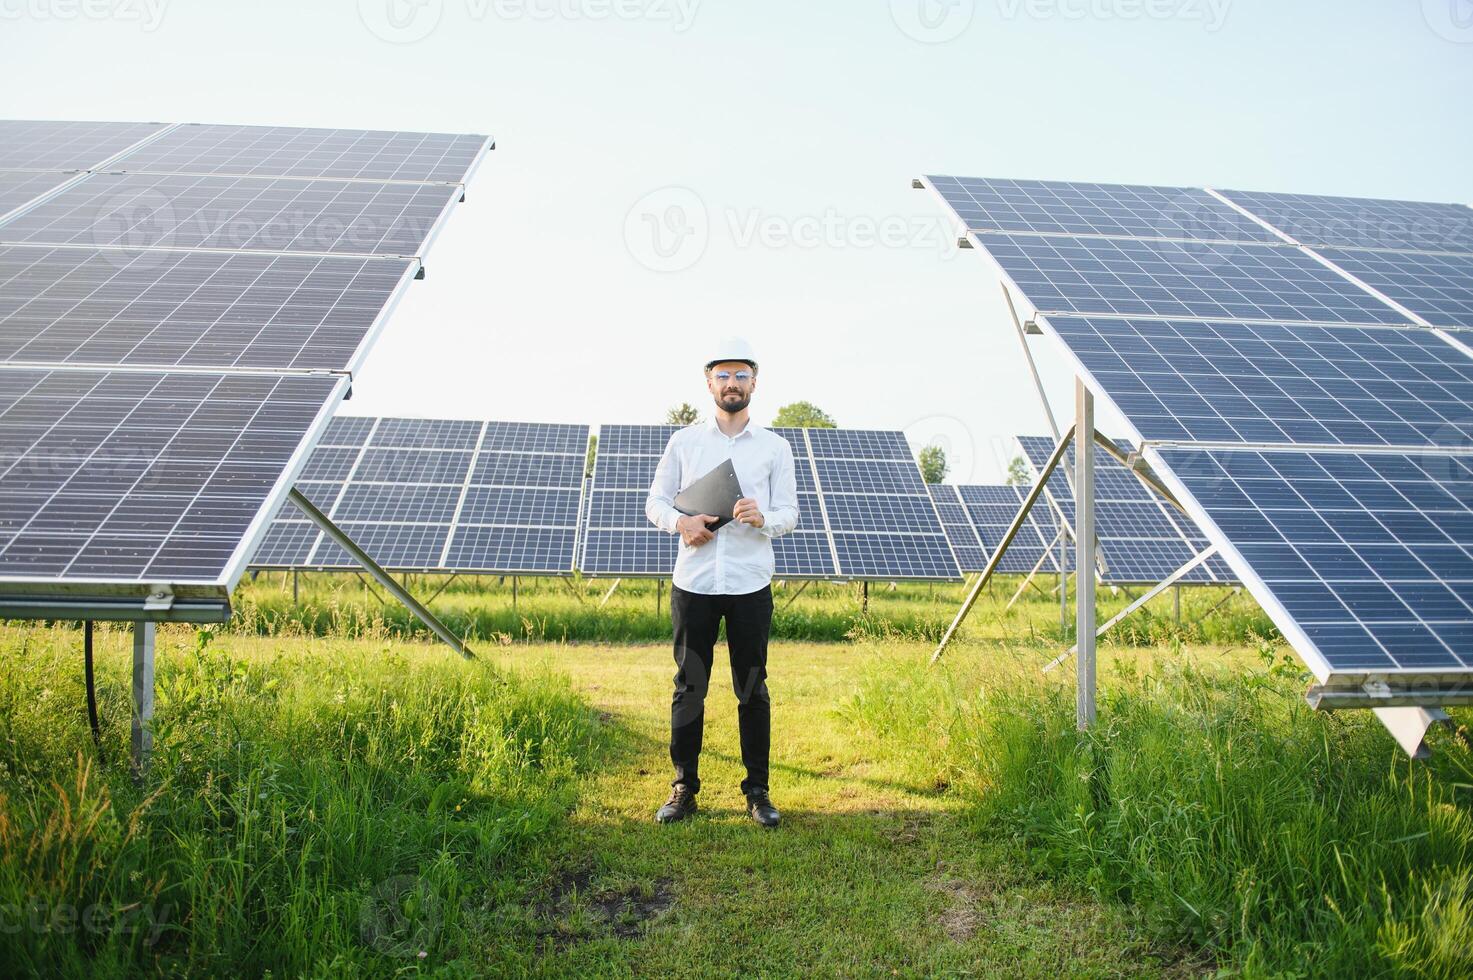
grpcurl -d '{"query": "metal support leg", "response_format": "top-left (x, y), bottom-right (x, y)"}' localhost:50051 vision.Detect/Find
top-left (292, 568), bottom-right (298, 604)
top-left (1372, 706), bottom-right (1452, 759)
top-left (599, 579), bottom-right (622, 608)
top-left (1075, 382), bottom-right (1096, 730)
top-left (289, 488), bottom-right (474, 659)
top-left (657, 579), bottom-right (663, 618)
top-left (1059, 525), bottom-right (1068, 632)
top-left (424, 573), bottom-right (460, 607)
top-left (861, 580), bottom-right (868, 614)
top-left (1174, 584), bottom-right (1182, 630)
top-left (1044, 546), bottom-right (1218, 673)
top-left (932, 423), bottom-right (1077, 664)
top-left (131, 621), bottom-right (155, 780)
top-left (1006, 527), bottom-right (1064, 611)
top-left (781, 580), bottom-right (810, 610)
top-left (512, 576), bottom-right (518, 614)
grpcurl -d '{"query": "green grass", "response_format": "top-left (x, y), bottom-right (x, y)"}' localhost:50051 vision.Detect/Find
top-left (233, 570), bottom-right (1276, 647)
top-left (845, 639), bottom-right (1473, 977)
top-left (0, 623), bottom-right (601, 976)
top-left (2, 576), bottom-right (1462, 976)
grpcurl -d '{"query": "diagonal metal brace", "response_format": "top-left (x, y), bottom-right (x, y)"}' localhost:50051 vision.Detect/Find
top-left (931, 423), bottom-right (1077, 664)
top-left (289, 489), bottom-right (474, 660)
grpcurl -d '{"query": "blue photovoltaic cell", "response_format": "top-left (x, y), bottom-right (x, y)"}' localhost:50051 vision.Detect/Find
top-left (833, 532), bottom-right (957, 579)
top-left (814, 459), bottom-right (926, 496)
top-left (955, 484), bottom-right (1063, 575)
top-left (110, 124), bottom-right (490, 184)
top-left (1016, 435), bottom-right (1235, 584)
top-left (598, 424), bottom-right (679, 455)
top-left (1221, 188), bottom-right (1473, 253)
top-left (805, 428), bottom-right (912, 460)
top-left (771, 427), bottom-right (811, 457)
top-left (580, 528), bottom-right (678, 576)
top-left (775, 531), bottom-right (837, 578)
top-left (257, 417), bottom-right (588, 573)
top-left (0, 172), bottom-right (458, 258)
top-left (589, 453), bottom-right (660, 490)
top-left (0, 171), bottom-right (74, 218)
top-left (370, 417), bottom-right (482, 450)
top-left (928, 175), bottom-right (1278, 244)
top-left (1316, 248), bottom-right (1473, 330)
top-left (1156, 447), bottom-right (1473, 674)
top-left (0, 245), bottom-right (414, 372)
top-left (824, 494), bottom-right (942, 532)
top-left (0, 120), bottom-right (169, 171)
top-left (983, 233), bottom-right (1409, 325)
top-left (1047, 316), bottom-right (1473, 448)
top-left (0, 366), bottom-right (341, 582)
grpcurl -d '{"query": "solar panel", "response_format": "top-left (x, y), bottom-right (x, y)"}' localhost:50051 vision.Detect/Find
top-left (0, 171), bottom-right (75, 220)
top-left (1016, 435), bottom-right (1235, 584)
top-left (924, 174), bottom-right (1473, 686)
top-left (1217, 188), bottom-right (1473, 253)
top-left (255, 417), bottom-right (589, 575)
top-left (982, 233), bottom-right (1411, 325)
top-left (0, 245), bottom-right (416, 372)
top-left (926, 175), bottom-right (1279, 244)
top-left (0, 172), bottom-right (458, 257)
top-left (0, 120), bottom-right (169, 171)
top-left (1048, 316), bottom-right (1473, 448)
top-left (955, 484), bottom-right (1064, 575)
top-left (0, 365), bottom-right (343, 586)
top-left (579, 424), bottom-right (959, 580)
top-left (1154, 447), bottom-right (1473, 673)
top-left (1316, 247), bottom-right (1473, 330)
top-left (110, 124), bottom-right (491, 184)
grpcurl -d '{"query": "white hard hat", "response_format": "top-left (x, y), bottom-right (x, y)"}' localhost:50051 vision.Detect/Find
top-left (705, 336), bottom-right (758, 372)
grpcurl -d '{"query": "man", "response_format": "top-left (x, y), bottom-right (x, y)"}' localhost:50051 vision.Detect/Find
top-left (644, 337), bottom-right (799, 828)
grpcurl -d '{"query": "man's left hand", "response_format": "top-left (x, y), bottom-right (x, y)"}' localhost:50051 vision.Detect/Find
top-left (733, 497), bottom-right (764, 529)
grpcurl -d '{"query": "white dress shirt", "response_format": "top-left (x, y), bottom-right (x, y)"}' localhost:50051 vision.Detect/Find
top-left (645, 418), bottom-right (800, 595)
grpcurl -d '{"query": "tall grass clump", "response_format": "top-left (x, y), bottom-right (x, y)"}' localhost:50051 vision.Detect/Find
top-left (0, 623), bottom-right (604, 976)
top-left (849, 646), bottom-right (1473, 977)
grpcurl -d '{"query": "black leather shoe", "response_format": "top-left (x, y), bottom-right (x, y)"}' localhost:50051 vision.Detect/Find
top-left (655, 785), bottom-right (698, 824)
top-left (746, 791), bottom-right (780, 828)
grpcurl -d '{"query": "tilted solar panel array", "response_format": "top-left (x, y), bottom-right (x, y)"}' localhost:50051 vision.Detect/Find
top-left (253, 417), bottom-right (588, 574)
top-left (1016, 435), bottom-right (1235, 585)
top-left (922, 175), bottom-right (1473, 684)
top-left (929, 483), bottom-right (1064, 575)
top-left (0, 120), bottom-right (491, 618)
top-left (580, 425), bottom-right (962, 580)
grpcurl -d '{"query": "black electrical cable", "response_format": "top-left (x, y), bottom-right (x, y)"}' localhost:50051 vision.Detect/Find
top-left (83, 620), bottom-right (105, 764)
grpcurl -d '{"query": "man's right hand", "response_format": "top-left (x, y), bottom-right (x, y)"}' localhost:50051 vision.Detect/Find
top-left (677, 514), bottom-right (718, 547)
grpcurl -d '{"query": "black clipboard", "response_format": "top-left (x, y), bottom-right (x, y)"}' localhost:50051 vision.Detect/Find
top-left (674, 459), bottom-right (744, 531)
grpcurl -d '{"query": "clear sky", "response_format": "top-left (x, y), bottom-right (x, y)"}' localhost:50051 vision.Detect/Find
top-left (3, 0), bottom-right (1470, 481)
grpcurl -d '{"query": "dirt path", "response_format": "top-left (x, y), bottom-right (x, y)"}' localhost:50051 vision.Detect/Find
top-left (484, 642), bottom-right (1180, 977)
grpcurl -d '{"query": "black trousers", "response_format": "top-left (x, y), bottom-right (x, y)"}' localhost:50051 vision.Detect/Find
top-left (669, 583), bottom-right (772, 796)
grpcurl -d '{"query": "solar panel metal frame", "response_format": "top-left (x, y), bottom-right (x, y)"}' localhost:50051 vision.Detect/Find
top-left (251, 417), bottom-right (590, 576)
top-left (920, 174), bottom-right (1473, 687)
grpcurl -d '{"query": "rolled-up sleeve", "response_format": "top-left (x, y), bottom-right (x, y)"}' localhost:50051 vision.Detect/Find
top-left (645, 435), bottom-right (683, 534)
top-left (759, 440), bottom-right (799, 538)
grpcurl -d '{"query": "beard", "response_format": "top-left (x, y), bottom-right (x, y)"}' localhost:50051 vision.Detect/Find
top-left (715, 389), bottom-right (751, 414)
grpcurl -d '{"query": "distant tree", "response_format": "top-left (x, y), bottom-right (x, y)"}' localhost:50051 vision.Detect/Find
top-left (585, 434), bottom-right (598, 478)
top-left (1006, 455), bottom-right (1030, 486)
top-left (771, 401), bottom-right (836, 428)
top-left (917, 445), bottom-right (948, 484)
top-left (665, 402), bottom-right (700, 425)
